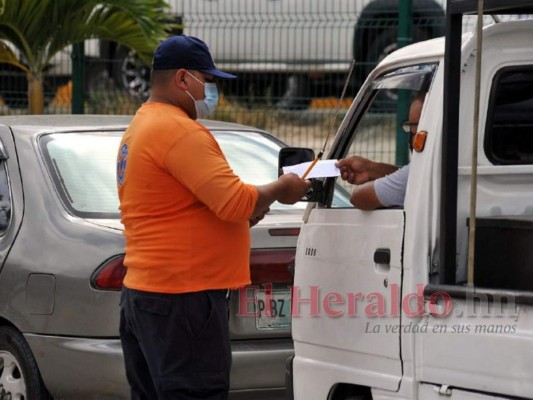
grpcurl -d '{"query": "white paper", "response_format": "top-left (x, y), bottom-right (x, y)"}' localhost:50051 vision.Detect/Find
top-left (282, 159), bottom-right (340, 179)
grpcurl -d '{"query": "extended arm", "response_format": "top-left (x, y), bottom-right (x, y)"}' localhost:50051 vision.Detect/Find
top-left (251, 173), bottom-right (311, 220)
top-left (336, 156), bottom-right (410, 210)
top-left (166, 129), bottom-right (310, 223)
top-left (336, 156), bottom-right (399, 185)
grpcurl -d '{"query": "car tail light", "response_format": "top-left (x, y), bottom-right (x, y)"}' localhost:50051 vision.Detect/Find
top-left (91, 249), bottom-right (296, 289)
top-left (91, 255), bottom-right (126, 290)
top-left (250, 248), bottom-right (295, 285)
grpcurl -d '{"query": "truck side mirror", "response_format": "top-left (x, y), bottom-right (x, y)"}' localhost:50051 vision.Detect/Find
top-left (278, 147), bottom-right (315, 177)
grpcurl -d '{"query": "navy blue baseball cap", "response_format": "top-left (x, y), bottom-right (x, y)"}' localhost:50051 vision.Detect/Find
top-left (152, 35), bottom-right (236, 79)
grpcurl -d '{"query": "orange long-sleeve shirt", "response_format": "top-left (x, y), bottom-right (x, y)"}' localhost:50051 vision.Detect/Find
top-left (117, 102), bottom-right (258, 293)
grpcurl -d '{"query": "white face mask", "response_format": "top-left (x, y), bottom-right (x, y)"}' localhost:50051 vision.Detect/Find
top-left (185, 71), bottom-right (219, 119)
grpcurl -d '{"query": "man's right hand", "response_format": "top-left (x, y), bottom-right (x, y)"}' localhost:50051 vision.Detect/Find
top-left (252, 173), bottom-right (311, 219)
top-left (276, 173), bottom-right (312, 204)
top-left (336, 156), bottom-right (374, 185)
top-left (336, 156), bottom-right (399, 185)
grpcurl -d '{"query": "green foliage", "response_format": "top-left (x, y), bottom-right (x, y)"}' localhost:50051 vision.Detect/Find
top-left (0, 0), bottom-right (171, 72)
top-left (0, 0), bottom-right (174, 113)
top-left (0, 40), bottom-right (27, 71)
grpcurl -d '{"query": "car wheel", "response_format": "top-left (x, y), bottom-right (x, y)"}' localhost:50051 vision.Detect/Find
top-left (0, 326), bottom-right (49, 400)
top-left (113, 47), bottom-right (151, 100)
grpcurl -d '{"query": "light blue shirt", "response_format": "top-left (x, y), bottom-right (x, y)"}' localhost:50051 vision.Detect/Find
top-left (374, 164), bottom-right (410, 208)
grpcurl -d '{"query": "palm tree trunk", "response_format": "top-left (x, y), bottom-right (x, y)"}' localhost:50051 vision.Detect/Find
top-left (27, 71), bottom-right (44, 114)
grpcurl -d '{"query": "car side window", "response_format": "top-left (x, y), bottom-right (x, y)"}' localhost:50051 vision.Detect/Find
top-left (0, 161), bottom-right (12, 233)
top-left (484, 66), bottom-right (533, 164)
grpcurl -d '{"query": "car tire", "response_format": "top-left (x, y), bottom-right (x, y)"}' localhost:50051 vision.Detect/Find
top-left (0, 326), bottom-right (50, 400)
top-left (112, 46), bottom-right (151, 100)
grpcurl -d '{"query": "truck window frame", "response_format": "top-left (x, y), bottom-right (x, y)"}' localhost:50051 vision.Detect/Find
top-left (321, 63), bottom-right (438, 208)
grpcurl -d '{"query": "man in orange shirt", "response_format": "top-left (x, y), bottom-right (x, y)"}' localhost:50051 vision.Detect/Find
top-left (117, 35), bottom-right (310, 400)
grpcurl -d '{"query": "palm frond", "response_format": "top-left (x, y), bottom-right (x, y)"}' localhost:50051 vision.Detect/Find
top-left (0, 0), bottom-right (172, 74)
top-left (0, 41), bottom-right (29, 72)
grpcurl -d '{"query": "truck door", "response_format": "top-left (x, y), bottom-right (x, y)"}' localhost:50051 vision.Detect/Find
top-left (293, 208), bottom-right (405, 398)
top-left (291, 65), bottom-right (438, 399)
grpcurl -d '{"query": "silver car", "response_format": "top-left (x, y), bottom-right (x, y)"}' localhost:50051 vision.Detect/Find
top-left (0, 115), bottom-right (350, 400)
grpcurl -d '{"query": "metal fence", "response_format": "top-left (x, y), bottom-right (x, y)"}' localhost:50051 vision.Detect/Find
top-left (0, 0), bottom-right (450, 156)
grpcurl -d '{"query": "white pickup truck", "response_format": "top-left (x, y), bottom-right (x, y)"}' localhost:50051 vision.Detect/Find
top-left (280, 2), bottom-right (533, 399)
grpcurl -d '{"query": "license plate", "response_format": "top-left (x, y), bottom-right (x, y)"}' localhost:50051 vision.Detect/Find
top-left (254, 288), bottom-right (291, 330)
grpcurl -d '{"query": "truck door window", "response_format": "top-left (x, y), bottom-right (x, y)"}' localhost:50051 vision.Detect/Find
top-left (485, 66), bottom-right (533, 164)
top-left (330, 64), bottom-right (437, 208)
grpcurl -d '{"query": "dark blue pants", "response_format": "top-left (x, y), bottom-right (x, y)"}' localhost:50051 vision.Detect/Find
top-left (120, 287), bottom-right (231, 400)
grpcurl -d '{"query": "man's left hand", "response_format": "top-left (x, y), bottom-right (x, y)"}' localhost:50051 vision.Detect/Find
top-left (249, 207), bottom-right (269, 227)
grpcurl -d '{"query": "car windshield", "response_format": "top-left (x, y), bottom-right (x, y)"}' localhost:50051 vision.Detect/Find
top-left (40, 129), bottom-right (349, 218)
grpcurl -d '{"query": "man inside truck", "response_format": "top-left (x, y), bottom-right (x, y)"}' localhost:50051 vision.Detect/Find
top-left (336, 92), bottom-right (426, 210)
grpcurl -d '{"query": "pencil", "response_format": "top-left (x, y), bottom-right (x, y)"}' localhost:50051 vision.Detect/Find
top-left (301, 156), bottom-right (319, 180)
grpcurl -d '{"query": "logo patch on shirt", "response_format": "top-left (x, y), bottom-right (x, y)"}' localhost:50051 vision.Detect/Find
top-left (117, 143), bottom-right (128, 186)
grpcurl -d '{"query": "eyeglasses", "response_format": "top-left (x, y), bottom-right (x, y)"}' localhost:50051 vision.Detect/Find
top-left (401, 120), bottom-right (419, 133)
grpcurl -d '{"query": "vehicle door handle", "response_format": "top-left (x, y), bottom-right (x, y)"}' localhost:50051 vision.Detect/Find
top-left (374, 248), bottom-right (391, 264)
